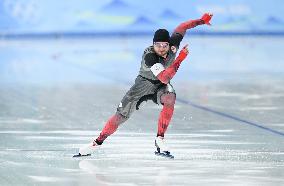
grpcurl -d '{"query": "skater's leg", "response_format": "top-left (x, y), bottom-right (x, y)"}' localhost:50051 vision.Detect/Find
top-left (95, 112), bottom-right (128, 144)
top-left (157, 92), bottom-right (176, 137)
top-left (77, 112), bottom-right (128, 156)
top-left (94, 76), bottom-right (157, 144)
top-left (77, 76), bottom-right (157, 156)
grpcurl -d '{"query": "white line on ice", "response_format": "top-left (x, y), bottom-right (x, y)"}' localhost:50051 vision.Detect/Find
top-left (28, 175), bottom-right (66, 182)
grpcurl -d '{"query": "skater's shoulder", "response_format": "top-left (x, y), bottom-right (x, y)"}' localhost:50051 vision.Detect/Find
top-left (142, 45), bottom-right (162, 67)
top-left (143, 45), bottom-right (155, 54)
top-left (144, 52), bottom-right (159, 67)
top-left (142, 46), bottom-right (159, 67)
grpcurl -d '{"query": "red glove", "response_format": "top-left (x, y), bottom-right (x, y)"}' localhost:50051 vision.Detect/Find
top-left (201, 13), bottom-right (213, 25)
top-left (177, 44), bottom-right (189, 61)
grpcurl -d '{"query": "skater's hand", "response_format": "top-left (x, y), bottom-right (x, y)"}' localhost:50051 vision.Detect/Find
top-left (178, 44), bottom-right (189, 61)
top-left (201, 13), bottom-right (213, 25)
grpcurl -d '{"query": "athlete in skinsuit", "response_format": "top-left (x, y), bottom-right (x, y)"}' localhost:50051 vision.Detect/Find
top-left (76, 13), bottom-right (213, 157)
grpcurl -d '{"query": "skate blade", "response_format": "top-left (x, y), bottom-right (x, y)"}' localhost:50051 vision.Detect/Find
top-left (73, 153), bottom-right (91, 158)
top-left (155, 151), bottom-right (174, 159)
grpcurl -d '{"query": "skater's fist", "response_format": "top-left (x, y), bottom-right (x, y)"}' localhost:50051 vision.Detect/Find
top-left (178, 44), bottom-right (189, 61)
top-left (201, 13), bottom-right (213, 25)
top-left (181, 44), bottom-right (189, 54)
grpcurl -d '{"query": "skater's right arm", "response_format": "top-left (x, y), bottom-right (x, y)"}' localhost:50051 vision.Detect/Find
top-left (155, 45), bottom-right (189, 84)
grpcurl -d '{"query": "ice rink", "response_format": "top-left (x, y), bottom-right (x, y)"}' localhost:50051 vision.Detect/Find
top-left (0, 36), bottom-right (284, 185)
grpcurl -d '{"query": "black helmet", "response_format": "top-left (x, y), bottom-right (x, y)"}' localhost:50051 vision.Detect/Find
top-left (153, 29), bottom-right (170, 43)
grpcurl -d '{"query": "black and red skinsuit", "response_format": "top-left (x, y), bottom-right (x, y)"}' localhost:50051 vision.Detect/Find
top-left (95, 18), bottom-right (206, 145)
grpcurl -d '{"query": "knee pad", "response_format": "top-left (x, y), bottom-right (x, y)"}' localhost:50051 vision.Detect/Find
top-left (157, 83), bottom-right (176, 105)
top-left (160, 92), bottom-right (176, 106)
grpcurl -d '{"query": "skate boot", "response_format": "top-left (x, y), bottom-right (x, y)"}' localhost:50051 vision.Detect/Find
top-left (73, 141), bottom-right (101, 157)
top-left (155, 136), bottom-right (174, 159)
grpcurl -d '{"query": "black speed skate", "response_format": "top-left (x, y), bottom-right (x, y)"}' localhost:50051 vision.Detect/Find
top-left (154, 136), bottom-right (174, 159)
top-left (73, 141), bottom-right (100, 158)
top-left (73, 153), bottom-right (91, 158)
top-left (155, 150), bottom-right (174, 159)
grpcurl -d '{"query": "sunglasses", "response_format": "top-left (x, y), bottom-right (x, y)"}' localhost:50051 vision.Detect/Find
top-left (154, 42), bottom-right (169, 48)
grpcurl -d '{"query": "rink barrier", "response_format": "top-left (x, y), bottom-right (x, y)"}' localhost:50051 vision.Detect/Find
top-left (1, 31), bottom-right (284, 40)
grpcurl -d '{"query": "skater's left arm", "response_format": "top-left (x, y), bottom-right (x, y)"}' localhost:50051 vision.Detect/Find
top-left (174, 13), bottom-right (213, 36)
top-left (170, 13), bottom-right (213, 49)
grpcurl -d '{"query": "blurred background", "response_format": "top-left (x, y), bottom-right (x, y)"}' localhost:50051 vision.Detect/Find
top-left (1, 0), bottom-right (284, 34)
top-left (1, 0), bottom-right (284, 85)
top-left (1, 0), bottom-right (284, 84)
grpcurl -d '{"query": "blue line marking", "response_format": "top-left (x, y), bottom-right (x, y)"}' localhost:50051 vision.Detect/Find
top-left (63, 61), bottom-right (284, 137)
top-left (176, 98), bottom-right (284, 137)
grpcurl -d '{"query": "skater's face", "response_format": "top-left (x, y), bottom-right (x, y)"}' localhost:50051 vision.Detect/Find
top-left (153, 42), bottom-right (170, 58)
